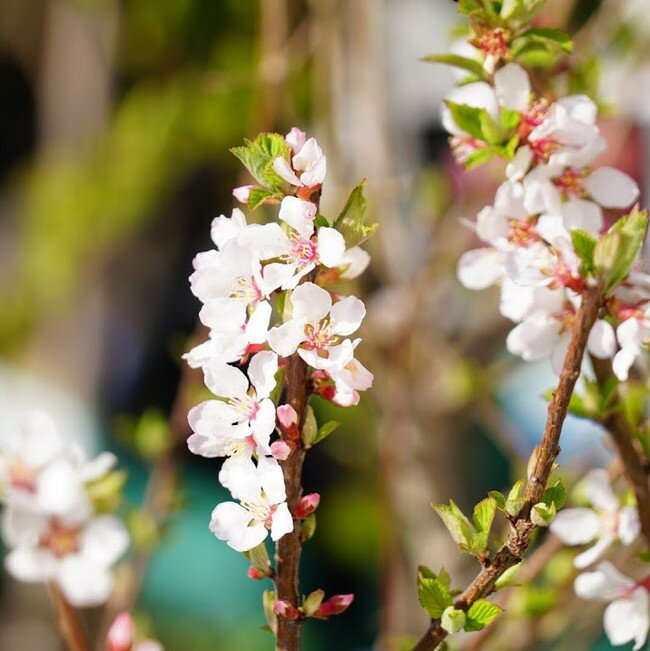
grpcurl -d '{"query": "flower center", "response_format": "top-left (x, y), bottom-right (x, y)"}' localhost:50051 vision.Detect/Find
top-left (476, 28), bottom-right (510, 59)
top-left (41, 520), bottom-right (81, 558)
top-left (229, 395), bottom-right (260, 423)
top-left (286, 235), bottom-right (318, 267)
top-left (303, 322), bottom-right (334, 351)
top-left (224, 435), bottom-right (256, 457)
top-left (242, 498), bottom-right (277, 528)
top-left (555, 168), bottom-right (585, 197)
top-left (508, 220), bottom-right (540, 247)
top-left (231, 276), bottom-right (264, 303)
top-left (529, 137), bottom-right (561, 162)
top-left (9, 458), bottom-right (38, 492)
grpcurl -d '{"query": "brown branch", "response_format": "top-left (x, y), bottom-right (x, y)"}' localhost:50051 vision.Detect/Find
top-left (591, 355), bottom-right (650, 545)
top-left (413, 285), bottom-right (602, 651)
top-left (48, 583), bottom-right (88, 651)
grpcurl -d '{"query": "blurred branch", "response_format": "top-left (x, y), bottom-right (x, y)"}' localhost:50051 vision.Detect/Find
top-left (48, 583), bottom-right (88, 651)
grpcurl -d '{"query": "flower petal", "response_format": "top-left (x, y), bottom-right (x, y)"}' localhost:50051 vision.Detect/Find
top-left (583, 468), bottom-right (618, 512)
top-left (549, 507), bottom-right (601, 545)
top-left (316, 228), bottom-right (346, 268)
top-left (584, 167), bottom-right (639, 208)
top-left (457, 248), bottom-right (504, 290)
top-left (267, 318), bottom-right (307, 357)
top-left (203, 361), bottom-right (249, 400)
top-left (587, 320), bottom-right (616, 359)
top-left (271, 502), bottom-right (293, 541)
top-left (330, 296), bottom-right (366, 336)
top-left (247, 351), bottom-right (278, 399)
top-left (291, 282), bottom-right (332, 324)
top-left (494, 63), bottom-right (530, 112)
top-left (604, 589), bottom-right (649, 650)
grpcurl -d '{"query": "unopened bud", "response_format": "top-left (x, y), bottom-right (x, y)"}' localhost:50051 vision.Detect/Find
top-left (314, 594), bottom-right (354, 618)
top-left (270, 440), bottom-right (294, 461)
top-left (277, 404), bottom-right (300, 440)
top-left (295, 493), bottom-right (320, 519)
top-left (107, 612), bottom-right (135, 651)
top-left (232, 185), bottom-right (255, 203)
top-left (274, 600), bottom-right (300, 619)
top-left (248, 566), bottom-right (267, 580)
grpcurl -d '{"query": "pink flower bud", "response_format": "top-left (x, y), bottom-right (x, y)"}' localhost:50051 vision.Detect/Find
top-left (277, 404), bottom-right (299, 440)
top-left (285, 127), bottom-right (306, 153)
top-left (232, 185), bottom-right (255, 203)
top-left (107, 612), bottom-right (135, 651)
top-left (273, 599), bottom-right (300, 619)
top-left (315, 594), bottom-right (354, 619)
top-left (248, 566), bottom-right (266, 580)
top-left (270, 440), bottom-right (294, 461)
top-left (295, 493), bottom-right (320, 519)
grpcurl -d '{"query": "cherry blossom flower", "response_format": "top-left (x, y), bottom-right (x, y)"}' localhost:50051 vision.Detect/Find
top-left (267, 283), bottom-right (366, 365)
top-left (575, 562), bottom-right (649, 650)
top-left (209, 456), bottom-right (292, 552)
top-left (3, 507), bottom-right (128, 607)
top-left (612, 310), bottom-right (650, 381)
top-left (273, 127), bottom-right (327, 190)
top-left (187, 352), bottom-right (278, 479)
top-left (550, 469), bottom-right (639, 568)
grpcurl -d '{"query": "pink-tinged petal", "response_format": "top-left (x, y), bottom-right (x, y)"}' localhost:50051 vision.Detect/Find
top-left (273, 157), bottom-right (302, 186)
top-left (81, 516), bottom-right (129, 567)
top-left (291, 282), bottom-right (332, 324)
top-left (210, 501), bottom-right (266, 552)
top-left (5, 546), bottom-right (57, 582)
top-left (604, 589), bottom-right (649, 650)
top-left (270, 502), bottom-right (293, 541)
top-left (57, 555), bottom-right (114, 607)
top-left (268, 319), bottom-right (307, 357)
top-left (618, 506), bottom-right (640, 545)
top-left (550, 507), bottom-right (601, 545)
top-left (256, 456), bottom-right (286, 505)
top-left (107, 612), bottom-right (135, 651)
top-left (584, 167), bottom-right (639, 208)
top-left (588, 319), bottom-right (616, 359)
top-left (203, 361), bottom-right (248, 400)
top-left (277, 404), bottom-right (298, 429)
top-left (339, 247), bottom-right (370, 279)
top-left (285, 127), bottom-right (306, 152)
top-left (574, 561), bottom-right (635, 601)
top-left (278, 197), bottom-right (317, 237)
top-left (573, 535), bottom-right (614, 569)
top-left (295, 493), bottom-right (320, 519)
top-left (270, 441), bottom-right (292, 461)
top-left (316, 228), bottom-right (346, 268)
top-left (583, 468), bottom-right (618, 512)
top-left (245, 301), bottom-right (272, 345)
top-left (494, 63), bottom-right (530, 112)
top-left (232, 185), bottom-right (254, 203)
top-left (292, 138), bottom-right (322, 172)
top-left (247, 351), bottom-right (278, 398)
top-left (330, 296), bottom-right (366, 336)
top-left (457, 248), bottom-right (504, 290)
top-left (300, 154), bottom-right (327, 187)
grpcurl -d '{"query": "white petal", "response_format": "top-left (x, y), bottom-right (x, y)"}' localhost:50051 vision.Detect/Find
top-left (300, 154), bottom-right (327, 187)
top-left (247, 351), bottom-right (278, 398)
top-left (219, 457), bottom-right (259, 500)
top-left (573, 535), bottom-right (614, 569)
top-left (57, 555), bottom-right (113, 607)
top-left (16, 411), bottom-right (64, 468)
top-left (457, 248), bottom-right (504, 290)
top-left (237, 223), bottom-right (288, 260)
top-left (36, 459), bottom-right (87, 518)
top-left (442, 82), bottom-right (498, 135)
top-left (584, 167), bottom-right (639, 208)
top-left (273, 157), bottom-right (302, 186)
top-left (494, 63), bottom-right (530, 112)
top-left (316, 228), bottom-right (346, 268)
top-left (618, 506), bottom-right (641, 545)
top-left (251, 399), bottom-right (275, 451)
top-left (1, 506), bottom-right (48, 547)
top-left (506, 145), bottom-right (533, 181)
top-left (293, 138), bottom-right (323, 172)
top-left (290, 282), bottom-right (332, 324)
top-left (613, 345), bottom-right (640, 382)
top-left (267, 318), bottom-right (307, 357)
top-left (211, 208), bottom-right (247, 249)
top-left (330, 296), bottom-right (366, 336)
top-left (549, 507), bottom-right (601, 545)
top-left (5, 546), bottom-right (57, 582)
top-left (245, 301), bottom-right (272, 344)
top-left (583, 468), bottom-right (618, 512)
top-left (256, 456), bottom-right (286, 505)
top-left (551, 336), bottom-right (570, 375)
top-left (506, 318), bottom-right (559, 361)
top-left (285, 127), bottom-right (306, 152)
top-left (209, 502), bottom-right (267, 552)
top-left (604, 589), bottom-right (649, 650)
top-left (203, 361), bottom-right (248, 400)
top-left (271, 502), bottom-right (293, 541)
top-left (588, 320), bottom-right (616, 359)
top-left (278, 197), bottom-right (316, 237)
top-left (261, 263), bottom-right (296, 295)
top-left (560, 198), bottom-right (603, 234)
top-left (574, 561), bottom-right (635, 601)
top-left (80, 516), bottom-right (129, 567)
top-left (339, 247), bottom-right (370, 279)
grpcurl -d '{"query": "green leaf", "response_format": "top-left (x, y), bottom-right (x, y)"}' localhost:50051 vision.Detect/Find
top-left (594, 207), bottom-right (648, 293)
top-left (230, 133), bottom-right (291, 191)
top-left (302, 589), bottom-right (325, 617)
top-left (495, 562), bottom-right (522, 590)
top-left (313, 214), bottom-right (329, 228)
top-left (458, 0), bottom-right (485, 17)
top-left (333, 181), bottom-right (378, 248)
top-left (637, 550), bottom-right (650, 564)
top-left (444, 101), bottom-right (485, 140)
top-left (421, 54), bottom-right (487, 80)
top-left (473, 498), bottom-right (497, 534)
top-left (520, 27), bottom-right (573, 52)
top-left (417, 575), bottom-right (453, 618)
top-left (479, 112), bottom-right (508, 145)
top-left (505, 480), bottom-right (526, 517)
top-left (300, 513), bottom-right (317, 542)
top-left (500, 0), bottom-right (525, 19)
top-left (441, 606), bottom-right (466, 634)
top-left (464, 147), bottom-right (494, 169)
top-left (465, 599), bottom-right (503, 631)
top-left (301, 405), bottom-right (318, 446)
top-left (308, 420), bottom-right (341, 447)
top-left (500, 107), bottom-right (521, 131)
top-left (246, 542), bottom-right (271, 574)
top-left (543, 480), bottom-right (566, 509)
top-left (531, 501), bottom-right (556, 526)
top-left (87, 470), bottom-right (128, 513)
top-left (433, 500), bottom-right (477, 553)
top-left (571, 229), bottom-right (596, 276)
top-left (263, 590), bottom-right (278, 635)
top-left (248, 187), bottom-right (279, 210)
top-left (488, 491), bottom-right (506, 511)
top-left (418, 565), bottom-right (436, 580)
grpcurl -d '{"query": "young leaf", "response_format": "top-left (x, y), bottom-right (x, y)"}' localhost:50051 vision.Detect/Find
top-left (488, 491), bottom-right (506, 511)
top-left (230, 133), bottom-right (291, 191)
top-left (333, 181), bottom-right (378, 248)
top-left (499, 107), bottom-right (521, 131)
top-left (518, 27), bottom-right (573, 53)
top-left (421, 54), bottom-right (487, 80)
top-left (571, 229), bottom-right (596, 276)
top-left (543, 480), bottom-right (566, 509)
top-left (301, 405), bottom-right (318, 446)
top-left (479, 112), bottom-right (508, 146)
top-left (263, 590), bottom-right (278, 635)
top-left (444, 101), bottom-right (485, 141)
top-left (465, 599), bottom-right (503, 631)
top-left (495, 562), bottom-right (522, 590)
top-left (417, 575), bottom-right (453, 618)
top-left (464, 147), bottom-right (494, 169)
top-left (505, 480), bottom-right (526, 517)
top-left (441, 606), bottom-right (467, 634)
top-left (432, 500), bottom-right (477, 552)
top-left (248, 187), bottom-right (279, 210)
top-left (309, 420), bottom-right (341, 447)
top-left (531, 501), bottom-right (556, 526)
top-left (473, 497), bottom-right (497, 534)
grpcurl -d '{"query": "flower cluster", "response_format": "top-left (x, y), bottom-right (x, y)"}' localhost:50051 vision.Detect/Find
top-left (448, 63), bottom-right (648, 378)
top-left (0, 411), bottom-right (129, 607)
top-left (184, 127), bottom-right (373, 553)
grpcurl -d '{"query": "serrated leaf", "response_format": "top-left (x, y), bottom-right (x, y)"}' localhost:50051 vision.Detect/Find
top-left (309, 420), bottom-right (341, 447)
top-left (464, 147), bottom-right (494, 169)
top-left (231, 133), bottom-right (291, 191)
top-left (418, 565), bottom-right (436, 580)
top-left (458, 0), bottom-right (485, 17)
top-left (333, 181), bottom-right (378, 248)
top-left (421, 54), bottom-right (487, 80)
top-left (495, 562), bottom-right (522, 589)
top-left (488, 491), bottom-right (506, 511)
top-left (418, 576), bottom-right (453, 618)
top-left (543, 480), bottom-right (566, 509)
top-left (248, 187), bottom-right (278, 210)
top-left (531, 501), bottom-right (556, 526)
top-left (441, 606), bottom-right (466, 634)
top-left (445, 101), bottom-right (485, 140)
top-left (465, 599), bottom-right (503, 631)
top-left (571, 229), bottom-right (596, 276)
top-left (433, 500), bottom-right (477, 551)
top-left (518, 27), bottom-right (573, 53)
top-left (473, 498), bottom-right (497, 534)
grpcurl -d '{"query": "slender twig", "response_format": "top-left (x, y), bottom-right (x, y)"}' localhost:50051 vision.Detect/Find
top-left (48, 583), bottom-right (88, 651)
top-left (413, 285), bottom-right (602, 651)
top-left (591, 355), bottom-right (650, 545)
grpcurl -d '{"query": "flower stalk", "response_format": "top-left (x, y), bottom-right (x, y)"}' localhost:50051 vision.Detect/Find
top-left (48, 583), bottom-right (88, 651)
